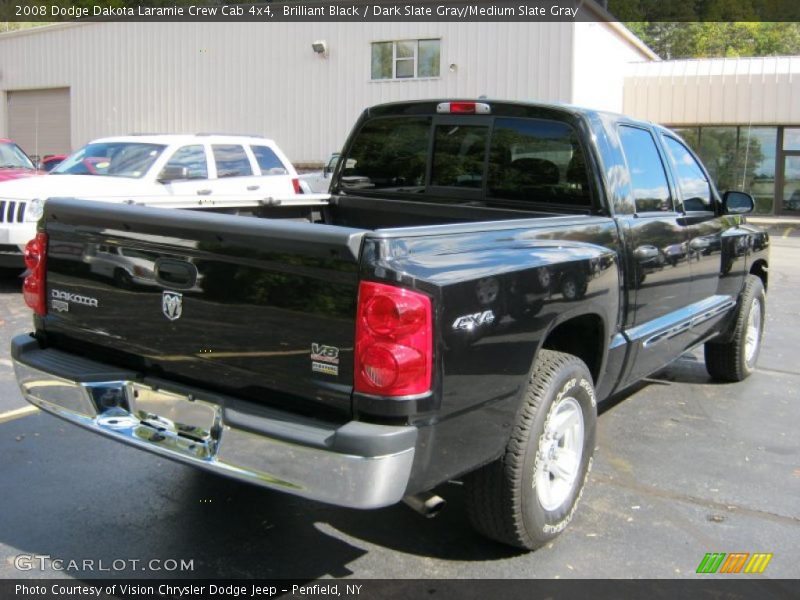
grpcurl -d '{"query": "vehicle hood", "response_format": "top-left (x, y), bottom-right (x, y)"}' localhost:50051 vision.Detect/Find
top-left (0, 168), bottom-right (40, 182)
top-left (0, 174), bottom-right (153, 200)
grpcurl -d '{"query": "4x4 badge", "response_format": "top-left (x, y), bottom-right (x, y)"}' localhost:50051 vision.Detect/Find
top-left (162, 291), bottom-right (183, 321)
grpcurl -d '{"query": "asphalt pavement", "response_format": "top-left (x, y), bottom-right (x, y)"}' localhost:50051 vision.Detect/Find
top-left (0, 240), bottom-right (798, 580)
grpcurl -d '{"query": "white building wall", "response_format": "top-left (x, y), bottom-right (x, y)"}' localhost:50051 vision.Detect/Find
top-left (0, 21), bottom-right (582, 163)
top-left (624, 56), bottom-right (800, 125)
top-left (571, 21), bottom-right (654, 112)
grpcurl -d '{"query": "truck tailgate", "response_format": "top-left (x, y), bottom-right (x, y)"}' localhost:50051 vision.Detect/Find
top-left (40, 198), bottom-right (365, 418)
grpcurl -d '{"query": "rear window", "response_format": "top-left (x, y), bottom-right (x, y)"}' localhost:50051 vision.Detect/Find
top-left (340, 117), bottom-right (430, 192)
top-left (341, 115), bottom-right (591, 207)
top-left (251, 145), bottom-right (288, 175)
top-left (487, 118), bottom-right (590, 206)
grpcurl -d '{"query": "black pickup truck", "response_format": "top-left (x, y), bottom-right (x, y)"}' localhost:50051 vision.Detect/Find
top-left (11, 100), bottom-right (769, 550)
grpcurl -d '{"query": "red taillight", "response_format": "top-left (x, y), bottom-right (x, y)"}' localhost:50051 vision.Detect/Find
top-left (450, 102), bottom-right (477, 114)
top-left (23, 232), bottom-right (48, 316)
top-left (292, 177), bottom-right (302, 194)
top-left (354, 281), bottom-right (432, 397)
top-left (436, 101), bottom-right (491, 115)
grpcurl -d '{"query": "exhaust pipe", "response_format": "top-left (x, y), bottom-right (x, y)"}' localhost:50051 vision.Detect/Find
top-left (403, 492), bottom-right (446, 518)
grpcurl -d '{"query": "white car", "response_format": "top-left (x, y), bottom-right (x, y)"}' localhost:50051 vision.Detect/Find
top-left (0, 134), bottom-right (303, 267)
top-left (299, 152), bottom-right (340, 194)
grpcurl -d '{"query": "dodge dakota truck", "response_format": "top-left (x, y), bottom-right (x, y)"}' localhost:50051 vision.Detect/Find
top-left (11, 100), bottom-right (769, 550)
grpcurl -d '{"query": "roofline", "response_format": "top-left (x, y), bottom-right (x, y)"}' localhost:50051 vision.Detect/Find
top-left (0, 22), bottom-right (89, 40)
top-left (583, 1), bottom-right (661, 61)
top-left (2, 9), bottom-right (661, 63)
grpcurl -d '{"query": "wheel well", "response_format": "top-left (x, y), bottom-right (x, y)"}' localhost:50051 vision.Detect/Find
top-left (750, 259), bottom-right (768, 292)
top-left (541, 314), bottom-right (604, 384)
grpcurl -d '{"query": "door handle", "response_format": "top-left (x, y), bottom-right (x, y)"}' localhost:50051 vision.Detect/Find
top-left (197, 189), bottom-right (212, 196)
top-left (247, 185), bottom-right (260, 191)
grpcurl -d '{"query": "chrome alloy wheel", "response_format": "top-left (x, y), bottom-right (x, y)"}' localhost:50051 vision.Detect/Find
top-left (534, 396), bottom-right (585, 511)
top-left (745, 297), bottom-right (762, 364)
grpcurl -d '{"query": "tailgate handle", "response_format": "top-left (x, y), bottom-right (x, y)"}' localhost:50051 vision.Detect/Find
top-left (155, 259), bottom-right (198, 289)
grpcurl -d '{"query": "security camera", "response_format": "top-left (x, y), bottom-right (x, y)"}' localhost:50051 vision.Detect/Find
top-left (312, 40), bottom-right (328, 56)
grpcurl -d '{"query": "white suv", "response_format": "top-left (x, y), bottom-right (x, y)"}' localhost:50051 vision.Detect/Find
top-left (0, 134), bottom-right (302, 268)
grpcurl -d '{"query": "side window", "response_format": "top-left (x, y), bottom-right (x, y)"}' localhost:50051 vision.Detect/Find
top-left (162, 145), bottom-right (208, 179)
top-left (212, 145), bottom-right (253, 178)
top-left (251, 145), bottom-right (287, 175)
top-left (662, 136), bottom-right (713, 212)
top-left (618, 126), bottom-right (673, 213)
top-left (487, 117), bottom-right (591, 206)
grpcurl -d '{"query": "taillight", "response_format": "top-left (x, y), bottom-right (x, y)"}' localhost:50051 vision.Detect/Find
top-left (23, 232), bottom-right (48, 316)
top-left (292, 177), bottom-right (302, 194)
top-left (354, 281), bottom-right (432, 396)
top-left (436, 101), bottom-right (491, 115)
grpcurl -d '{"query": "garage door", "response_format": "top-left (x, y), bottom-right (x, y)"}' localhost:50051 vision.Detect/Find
top-left (7, 88), bottom-right (71, 160)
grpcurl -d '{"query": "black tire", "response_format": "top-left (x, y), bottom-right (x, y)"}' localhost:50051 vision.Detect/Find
top-left (704, 274), bottom-right (765, 382)
top-left (465, 349), bottom-right (597, 550)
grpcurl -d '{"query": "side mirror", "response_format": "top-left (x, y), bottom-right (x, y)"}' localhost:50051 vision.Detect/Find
top-left (158, 166), bottom-right (190, 183)
top-left (723, 191), bottom-right (755, 215)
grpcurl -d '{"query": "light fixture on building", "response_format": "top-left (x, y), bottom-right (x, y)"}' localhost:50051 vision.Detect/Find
top-left (312, 40), bottom-right (328, 57)
top-left (449, 63), bottom-right (458, 73)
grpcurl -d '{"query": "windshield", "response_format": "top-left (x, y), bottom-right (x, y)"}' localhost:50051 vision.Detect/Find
top-left (0, 142), bottom-right (35, 170)
top-left (52, 142), bottom-right (166, 178)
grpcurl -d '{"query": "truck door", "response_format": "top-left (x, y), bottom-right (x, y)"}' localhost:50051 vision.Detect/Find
top-left (659, 134), bottom-right (748, 347)
top-left (616, 125), bottom-right (693, 383)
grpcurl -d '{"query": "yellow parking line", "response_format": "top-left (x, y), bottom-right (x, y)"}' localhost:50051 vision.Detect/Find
top-left (0, 405), bottom-right (39, 424)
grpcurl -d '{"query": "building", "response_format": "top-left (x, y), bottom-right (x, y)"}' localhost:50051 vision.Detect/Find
top-left (0, 15), bottom-right (652, 166)
top-left (0, 18), bottom-right (797, 215)
top-left (624, 57), bottom-right (800, 216)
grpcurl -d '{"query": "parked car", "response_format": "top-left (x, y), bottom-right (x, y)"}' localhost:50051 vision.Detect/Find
top-left (38, 154), bottom-right (67, 172)
top-left (0, 139), bottom-right (39, 182)
top-left (0, 134), bottom-right (304, 267)
top-left (299, 152), bottom-right (339, 193)
top-left (11, 99), bottom-right (768, 551)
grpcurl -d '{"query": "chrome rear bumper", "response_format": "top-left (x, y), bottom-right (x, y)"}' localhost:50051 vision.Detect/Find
top-left (11, 335), bottom-right (416, 509)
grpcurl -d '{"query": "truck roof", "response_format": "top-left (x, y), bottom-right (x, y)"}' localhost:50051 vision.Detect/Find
top-left (365, 98), bottom-right (654, 128)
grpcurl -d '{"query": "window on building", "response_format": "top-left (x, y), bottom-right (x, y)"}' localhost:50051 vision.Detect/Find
top-left (618, 126), bottom-right (673, 213)
top-left (371, 39), bottom-right (440, 80)
top-left (487, 118), bottom-right (591, 207)
top-left (162, 145), bottom-right (208, 179)
top-left (783, 128), bottom-right (800, 151)
top-left (737, 127), bottom-right (777, 215)
top-left (251, 145), bottom-right (287, 175)
top-left (663, 136), bottom-right (713, 212)
top-left (670, 127), bottom-right (699, 151)
top-left (212, 145), bottom-right (253, 178)
top-left (696, 127), bottom-right (738, 192)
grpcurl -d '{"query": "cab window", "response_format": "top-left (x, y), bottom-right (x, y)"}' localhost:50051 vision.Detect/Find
top-left (618, 126), bottom-right (674, 213)
top-left (662, 135), bottom-right (714, 212)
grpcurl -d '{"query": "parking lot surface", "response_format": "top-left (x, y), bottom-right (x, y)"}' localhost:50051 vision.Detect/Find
top-left (1, 239), bottom-right (798, 580)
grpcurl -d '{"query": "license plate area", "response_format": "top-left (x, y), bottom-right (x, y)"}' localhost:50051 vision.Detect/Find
top-left (92, 382), bottom-right (222, 460)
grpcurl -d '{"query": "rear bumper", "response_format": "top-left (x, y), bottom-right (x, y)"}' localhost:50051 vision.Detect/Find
top-left (11, 334), bottom-right (417, 509)
top-left (0, 245), bottom-right (23, 268)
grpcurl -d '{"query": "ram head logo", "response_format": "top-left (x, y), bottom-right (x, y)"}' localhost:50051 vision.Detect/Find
top-left (162, 291), bottom-right (183, 321)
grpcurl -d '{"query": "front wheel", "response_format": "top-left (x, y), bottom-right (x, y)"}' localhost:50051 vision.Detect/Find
top-left (704, 274), bottom-right (765, 382)
top-left (465, 349), bottom-right (597, 550)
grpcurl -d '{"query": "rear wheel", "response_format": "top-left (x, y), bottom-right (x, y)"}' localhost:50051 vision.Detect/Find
top-left (465, 349), bottom-right (597, 550)
top-left (704, 274), bottom-right (765, 382)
